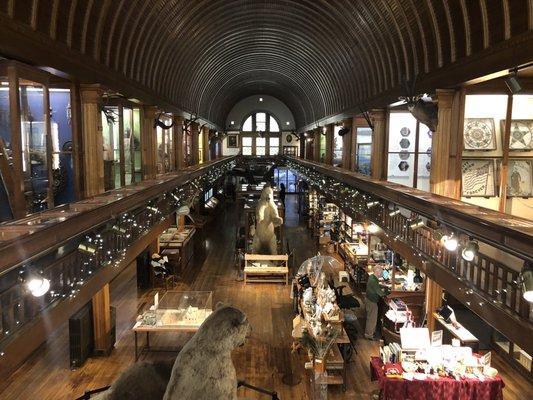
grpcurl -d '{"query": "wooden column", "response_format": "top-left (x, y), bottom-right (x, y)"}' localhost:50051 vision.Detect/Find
top-left (202, 126), bottom-right (209, 163)
top-left (118, 105), bottom-right (126, 187)
top-left (341, 118), bottom-right (353, 169)
top-left (370, 109), bottom-right (387, 180)
top-left (141, 106), bottom-right (158, 179)
top-left (313, 129), bottom-right (321, 162)
top-left (498, 95), bottom-right (513, 212)
top-left (174, 115), bottom-right (184, 170)
top-left (430, 89), bottom-right (462, 198)
top-left (92, 284), bottom-right (111, 355)
top-left (6, 65), bottom-right (26, 218)
top-left (299, 133), bottom-right (305, 158)
top-left (426, 89), bottom-right (463, 332)
top-left (190, 121), bottom-right (199, 165)
top-left (324, 124), bottom-right (334, 165)
top-left (80, 85), bottom-right (105, 197)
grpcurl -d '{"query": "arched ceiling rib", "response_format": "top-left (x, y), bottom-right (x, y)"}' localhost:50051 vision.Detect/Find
top-left (1, 0), bottom-right (531, 129)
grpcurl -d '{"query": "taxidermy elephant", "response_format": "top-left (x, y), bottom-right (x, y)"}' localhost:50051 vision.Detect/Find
top-left (92, 305), bottom-right (251, 400)
top-left (251, 186), bottom-right (283, 255)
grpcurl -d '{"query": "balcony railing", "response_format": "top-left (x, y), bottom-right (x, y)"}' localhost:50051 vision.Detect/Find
top-left (284, 156), bottom-right (533, 356)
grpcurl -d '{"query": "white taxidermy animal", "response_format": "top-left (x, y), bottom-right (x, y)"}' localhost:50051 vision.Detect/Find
top-left (251, 186), bottom-right (283, 255)
top-left (163, 304), bottom-right (251, 400)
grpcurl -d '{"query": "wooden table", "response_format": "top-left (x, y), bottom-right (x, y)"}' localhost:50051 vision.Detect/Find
top-left (132, 319), bottom-right (203, 361)
top-left (433, 312), bottom-right (480, 352)
top-left (244, 253), bottom-right (289, 284)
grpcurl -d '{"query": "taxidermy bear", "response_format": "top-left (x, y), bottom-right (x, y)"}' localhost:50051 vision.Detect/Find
top-left (251, 186), bottom-right (283, 255)
top-left (163, 304), bottom-right (251, 400)
top-left (92, 360), bottom-right (174, 400)
top-left (93, 305), bottom-right (250, 400)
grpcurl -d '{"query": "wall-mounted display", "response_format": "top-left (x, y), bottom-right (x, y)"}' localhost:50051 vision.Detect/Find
top-left (507, 159), bottom-right (532, 197)
top-left (227, 134), bottom-right (239, 148)
top-left (506, 120), bottom-right (533, 150)
top-left (461, 159), bottom-right (497, 197)
top-left (463, 118), bottom-right (496, 151)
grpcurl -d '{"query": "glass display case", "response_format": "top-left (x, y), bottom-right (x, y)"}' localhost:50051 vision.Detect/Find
top-left (140, 291), bottom-right (213, 328)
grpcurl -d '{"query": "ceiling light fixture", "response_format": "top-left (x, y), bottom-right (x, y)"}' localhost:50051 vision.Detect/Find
top-left (409, 218), bottom-right (424, 230)
top-left (461, 239), bottom-right (479, 261)
top-left (443, 233), bottom-right (458, 251)
top-left (520, 261), bottom-right (533, 302)
top-left (366, 200), bottom-right (380, 209)
top-left (388, 207), bottom-right (401, 217)
top-left (25, 274), bottom-right (51, 297)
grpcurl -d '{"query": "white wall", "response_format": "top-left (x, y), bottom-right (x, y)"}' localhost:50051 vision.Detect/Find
top-left (225, 95), bottom-right (295, 130)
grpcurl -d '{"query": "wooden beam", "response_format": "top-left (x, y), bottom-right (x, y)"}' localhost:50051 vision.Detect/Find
top-left (370, 109), bottom-right (387, 180)
top-left (79, 85), bottom-right (105, 197)
top-left (92, 284), bottom-right (111, 354)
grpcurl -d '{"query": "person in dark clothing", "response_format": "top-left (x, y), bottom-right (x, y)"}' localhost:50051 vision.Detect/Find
top-left (279, 183), bottom-right (286, 205)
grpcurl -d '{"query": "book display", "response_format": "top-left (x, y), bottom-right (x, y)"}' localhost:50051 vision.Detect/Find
top-left (372, 327), bottom-right (504, 399)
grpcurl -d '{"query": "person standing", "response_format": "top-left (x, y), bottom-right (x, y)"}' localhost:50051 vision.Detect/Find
top-left (364, 264), bottom-right (388, 340)
top-left (279, 183), bottom-right (286, 205)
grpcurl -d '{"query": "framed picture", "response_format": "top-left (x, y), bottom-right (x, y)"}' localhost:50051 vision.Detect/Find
top-left (461, 159), bottom-right (497, 197)
top-left (507, 159), bottom-right (533, 197)
top-left (463, 118), bottom-right (496, 151)
top-left (227, 134), bottom-right (239, 148)
top-left (505, 119), bottom-right (533, 150)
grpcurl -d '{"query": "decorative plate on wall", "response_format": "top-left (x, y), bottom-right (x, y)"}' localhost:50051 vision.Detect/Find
top-left (507, 120), bottom-right (533, 150)
top-left (399, 151), bottom-right (410, 160)
top-left (286, 133), bottom-right (293, 143)
top-left (461, 159), bottom-right (496, 197)
top-left (399, 138), bottom-right (410, 149)
top-left (400, 127), bottom-right (410, 137)
top-left (463, 118), bottom-right (496, 150)
top-left (507, 159), bottom-right (532, 197)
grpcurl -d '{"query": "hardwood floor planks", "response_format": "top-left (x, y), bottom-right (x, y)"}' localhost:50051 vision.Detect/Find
top-left (0, 195), bottom-right (531, 399)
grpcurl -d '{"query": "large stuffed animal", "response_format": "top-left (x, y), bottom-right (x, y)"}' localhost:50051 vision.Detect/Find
top-left (163, 304), bottom-right (251, 400)
top-left (92, 305), bottom-right (251, 400)
top-left (251, 186), bottom-right (283, 254)
top-left (92, 360), bottom-right (174, 400)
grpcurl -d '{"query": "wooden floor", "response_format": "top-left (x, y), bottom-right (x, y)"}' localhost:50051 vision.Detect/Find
top-left (0, 196), bottom-right (531, 399)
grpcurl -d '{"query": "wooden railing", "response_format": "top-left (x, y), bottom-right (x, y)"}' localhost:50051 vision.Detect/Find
top-left (0, 157), bottom-right (236, 350)
top-left (285, 156), bottom-right (533, 355)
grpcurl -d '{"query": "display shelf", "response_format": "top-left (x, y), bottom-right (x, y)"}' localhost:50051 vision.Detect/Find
top-left (244, 253), bottom-right (289, 284)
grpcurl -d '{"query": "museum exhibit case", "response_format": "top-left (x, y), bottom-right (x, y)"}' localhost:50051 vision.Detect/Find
top-left (0, 61), bottom-right (79, 221)
top-left (133, 290), bottom-right (213, 360)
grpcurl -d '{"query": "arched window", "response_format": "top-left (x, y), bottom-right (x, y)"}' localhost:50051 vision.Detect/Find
top-left (241, 112), bottom-right (281, 133)
top-left (240, 112), bottom-right (282, 156)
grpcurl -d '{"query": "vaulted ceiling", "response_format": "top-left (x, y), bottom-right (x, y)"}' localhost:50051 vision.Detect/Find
top-left (0, 0), bottom-right (532, 129)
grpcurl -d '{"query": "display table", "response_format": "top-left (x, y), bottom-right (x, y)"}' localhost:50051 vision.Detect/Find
top-left (133, 291), bottom-right (212, 361)
top-left (433, 312), bottom-right (480, 352)
top-left (244, 253), bottom-right (289, 284)
top-left (370, 357), bottom-right (504, 400)
top-left (159, 226), bottom-right (195, 274)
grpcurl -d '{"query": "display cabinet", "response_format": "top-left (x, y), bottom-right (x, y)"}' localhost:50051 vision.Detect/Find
top-left (0, 60), bottom-right (79, 221)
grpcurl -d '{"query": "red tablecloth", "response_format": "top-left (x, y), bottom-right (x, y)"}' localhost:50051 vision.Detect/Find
top-left (370, 357), bottom-right (504, 400)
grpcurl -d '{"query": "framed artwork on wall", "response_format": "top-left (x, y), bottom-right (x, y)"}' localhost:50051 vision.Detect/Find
top-left (507, 159), bottom-right (533, 197)
top-left (461, 159), bottom-right (497, 197)
top-left (503, 119), bottom-right (533, 150)
top-left (227, 134), bottom-right (239, 148)
top-left (463, 118), bottom-right (496, 151)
